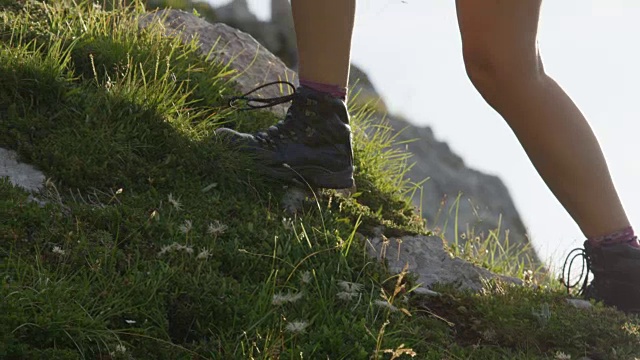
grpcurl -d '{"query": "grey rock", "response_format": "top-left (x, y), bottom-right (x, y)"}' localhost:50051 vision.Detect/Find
top-left (0, 147), bottom-right (46, 193)
top-left (566, 298), bottom-right (593, 310)
top-left (271, 0), bottom-right (293, 27)
top-left (215, 0), bottom-right (256, 23)
top-left (387, 114), bottom-right (539, 265)
top-left (348, 64), bottom-right (388, 112)
top-left (138, 9), bottom-right (297, 117)
top-left (282, 186), bottom-right (307, 215)
top-left (366, 234), bottom-right (522, 292)
top-left (215, 0), bottom-right (297, 68)
top-left (413, 287), bottom-right (441, 297)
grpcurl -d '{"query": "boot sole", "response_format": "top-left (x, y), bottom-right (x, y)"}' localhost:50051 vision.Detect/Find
top-left (258, 163), bottom-right (355, 190)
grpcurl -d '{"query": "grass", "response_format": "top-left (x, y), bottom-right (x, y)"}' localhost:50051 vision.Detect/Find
top-left (1, 1), bottom-right (639, 359)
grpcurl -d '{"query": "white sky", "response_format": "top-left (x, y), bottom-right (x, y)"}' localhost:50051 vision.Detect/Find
top-left (208, 0), bottom-right (640, 271)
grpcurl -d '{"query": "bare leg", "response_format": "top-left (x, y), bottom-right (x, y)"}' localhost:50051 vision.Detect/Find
top-left (291, 0), bottom-right (356, 89)
top-left (455, 0), bottom-right (629, 239)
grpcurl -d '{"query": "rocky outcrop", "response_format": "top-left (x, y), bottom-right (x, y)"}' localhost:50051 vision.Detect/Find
top-left (0, 148), bottom-right (45, 193)
top-left (139, 9), bottom-right (297, 117)
top-left (366, 234), bottom-right (522, 292)
top-left (215, 0), bottom-right (256, 23)
top-left (212, 0), bottom-right (297, 67)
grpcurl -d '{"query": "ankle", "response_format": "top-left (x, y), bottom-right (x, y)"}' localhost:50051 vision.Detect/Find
top-left (587, 226), bottom-right (640, 247)
top-left (300, 79), bottom-right (347, 100)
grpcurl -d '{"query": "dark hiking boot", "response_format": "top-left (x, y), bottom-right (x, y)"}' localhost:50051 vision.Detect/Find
top-left (216, 81), bottom-right (355, 189)
top-left (563, 239), bottom-right (640, 313)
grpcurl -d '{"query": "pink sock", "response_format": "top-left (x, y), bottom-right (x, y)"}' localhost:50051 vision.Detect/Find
top-left (588, 226), bottom-right (640, 248)
top-left (300, 79), bottom-right (347, 100)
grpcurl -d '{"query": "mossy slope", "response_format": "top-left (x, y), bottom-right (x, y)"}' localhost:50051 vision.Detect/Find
top-left (0, 2), bottom-right (638, 359)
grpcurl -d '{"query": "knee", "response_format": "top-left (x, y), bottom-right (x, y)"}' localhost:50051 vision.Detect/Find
top-left (462, 45), bottom-right (546, 111)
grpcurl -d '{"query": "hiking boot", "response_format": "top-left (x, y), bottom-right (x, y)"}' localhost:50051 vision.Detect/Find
top-left (564, 240), bottom-right (640, 313)
top-left (216, 81), bottom-right (355, 189)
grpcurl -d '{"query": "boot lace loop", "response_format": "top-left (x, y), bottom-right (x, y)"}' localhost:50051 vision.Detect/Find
top-left (561, 247), bottom-right (591, 296)
top-left (228, 81), bottom-right (297, 111)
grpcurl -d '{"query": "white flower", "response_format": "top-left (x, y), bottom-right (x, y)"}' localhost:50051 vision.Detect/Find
top-left (167, 193), bottom-right (182, 211)
top-left (125, 319), bottom-right (136, 324)
top-left (300, 271), bottom-right (312, 284)
top-left (374, 299), bottom-right (398, 312)
top-left (285, 320), bottom-right (308, 334)
top-left (272, 291), bottom-right (303, 305)
top-left (281, 217), bottom-right (294, 230)
top-left (52, 246), bottom-right (66, 256)
top-left (337, 291), bottom-right (358, 301)
top-left (481, 328), bottom-right (497, 341)
top-left (337, 281), bottom-right (364, 293)
top-left (207, 220), bottom-right (227, 236)
top-left (109, 343), bottom-right (127, 357)
top-left (179, 220), bottom-right (193, 234)
top-left (157, 242), bottom-right (194, 257)
top-left (196, 249), bottom-right (211, 260)
top-left (554, 351), bottom-right (571, 360)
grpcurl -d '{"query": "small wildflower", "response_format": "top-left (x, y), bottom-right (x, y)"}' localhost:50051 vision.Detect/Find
top-left (554, 351), bottom-right (571, 360)
top-left (109, 343), bottom-right (127, 357)
top-left (300, 271), bottom-right (312, 284)
top-left (125, 319), bottom-right (136, 324)
top-left (272, 291), bottom-right (303, 305)
top-left (157, 242), bottom-right (194, 257)
top-left (285, 320), bottom-right (308, 334)
top-left (282, 217), bottom-right (294, 230)
top-left (179, 220), bottom-right (193, 234)
top-left (337, 291), bottom-right (358, 301)
top-left (167, 193), bottom-right (182, 211)
top-left (481, 328), bottom-right (497, 342)
top-left (52, 246), bottom-right (66, 256)
top-left (207, 220), bottom-right (227, 236)
top-left (337, 280), bottom-right (364, 293)
top-left (374, 299), bottom-right (399, 312)
top-left (196, 249), bottom-right (212, 260)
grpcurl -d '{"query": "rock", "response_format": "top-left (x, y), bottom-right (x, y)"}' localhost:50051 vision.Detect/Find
top-left (138, 9), bottom-right (297, 117)
top-left (0, 147), bottom-right (46, 193)
top-left (281, 186), bottom-right (307, 215)
top-left (271, 0), bottom-right (294, 28)
top-left (566, 298), bottom-right (593, 310)
top-left (413, 287), bottom-right (441, 297)
top-left (387, 114), bottom-right (538, 265)
top-left (215, 0), bottom-right (256, 23)
top-left (366, 234), bottom-right (522, 292)
top-left (348, 64), bottom-right (388, 113)
top-left (215, 0), bottom-right (297, 68)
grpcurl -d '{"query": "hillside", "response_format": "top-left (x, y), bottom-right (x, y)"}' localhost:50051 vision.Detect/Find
top-left (1, 2), bottom-right (639, 359)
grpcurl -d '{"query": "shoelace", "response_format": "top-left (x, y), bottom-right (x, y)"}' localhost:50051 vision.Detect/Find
top-left (228, 81), bottom-right (297, 110)
top-left (561, 247), bottom-right (590, 296)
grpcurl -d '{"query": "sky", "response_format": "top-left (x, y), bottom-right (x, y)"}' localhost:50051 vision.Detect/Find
top-left (207, 0), bottom-right (640, 271)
